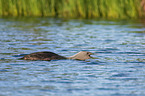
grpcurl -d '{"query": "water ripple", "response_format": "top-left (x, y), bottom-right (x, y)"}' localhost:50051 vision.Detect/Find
top-left (0, 18), bottom-right (145, 96)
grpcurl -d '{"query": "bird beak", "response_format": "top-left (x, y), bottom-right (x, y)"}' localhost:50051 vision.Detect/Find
top-left (89, 52), bottom-right (93, 55)
top-left (89, 52), bottom-right (93, 58)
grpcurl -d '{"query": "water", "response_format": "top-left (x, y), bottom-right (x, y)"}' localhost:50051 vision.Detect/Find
top-left (0, 17), bottom-right (145, 96)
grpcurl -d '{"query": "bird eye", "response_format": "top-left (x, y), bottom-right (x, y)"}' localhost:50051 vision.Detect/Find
top-left (87, 52), bottom-right (90, 55)
top-left (87, 52), bottom-right (93, 55)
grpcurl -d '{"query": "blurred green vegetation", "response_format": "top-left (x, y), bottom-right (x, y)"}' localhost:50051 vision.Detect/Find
top-left (0, 0), bottom-right (144, 19)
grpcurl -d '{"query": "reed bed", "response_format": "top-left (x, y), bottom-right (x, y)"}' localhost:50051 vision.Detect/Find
top-left (0, 0), bottom-right (144, 19)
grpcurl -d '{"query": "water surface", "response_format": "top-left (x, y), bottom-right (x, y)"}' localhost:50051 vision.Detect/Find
top-left (0, 17), bottom-right (145, 96)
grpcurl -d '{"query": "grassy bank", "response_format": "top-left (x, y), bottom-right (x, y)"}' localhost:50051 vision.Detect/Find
top-left (0, 0), bottom-right (144, 19)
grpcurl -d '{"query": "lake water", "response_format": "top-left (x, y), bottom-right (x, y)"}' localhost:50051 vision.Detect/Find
top-left (0, 17), bottom-right (145, 96)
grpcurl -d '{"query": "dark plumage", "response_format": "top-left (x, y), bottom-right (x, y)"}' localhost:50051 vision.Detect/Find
top-left (21, 51), bottom-right (93, 61)
top-left (21, 51), bottom-right (66, 61)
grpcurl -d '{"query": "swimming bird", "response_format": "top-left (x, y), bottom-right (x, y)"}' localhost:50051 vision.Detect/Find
top-left (21, 51), bottom-right (93, 61)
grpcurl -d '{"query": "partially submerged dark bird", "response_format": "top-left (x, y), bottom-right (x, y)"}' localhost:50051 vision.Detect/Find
top-left (21, 51), bottom-right (93, 61)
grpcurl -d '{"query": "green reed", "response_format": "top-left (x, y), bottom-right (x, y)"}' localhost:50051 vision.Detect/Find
top-left (0, 0), bottom-right (144, 19)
